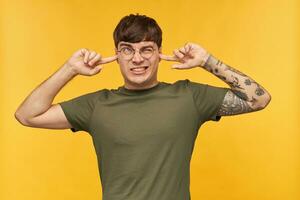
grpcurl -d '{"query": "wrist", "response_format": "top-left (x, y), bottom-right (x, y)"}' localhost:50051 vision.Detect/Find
top-left (199, 52), bottom-right (211, 67)
top-left (62, 62), bottom-right (78, 78)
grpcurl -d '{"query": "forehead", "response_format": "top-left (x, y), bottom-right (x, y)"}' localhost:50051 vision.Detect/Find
top-left (118, 41), bottom-right (157, 48)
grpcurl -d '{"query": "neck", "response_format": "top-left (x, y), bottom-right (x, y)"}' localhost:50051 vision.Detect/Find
top-left (124, 80), bottom-right (159, 90)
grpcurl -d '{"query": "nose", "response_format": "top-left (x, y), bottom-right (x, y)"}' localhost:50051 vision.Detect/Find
top-left (131, 50), bottom-right (144, 64)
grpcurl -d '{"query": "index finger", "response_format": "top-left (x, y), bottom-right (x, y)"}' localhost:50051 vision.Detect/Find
top-left (159, 54), bottom-right (178, 61)
top-left (98, 55), bottom-right (118, 64)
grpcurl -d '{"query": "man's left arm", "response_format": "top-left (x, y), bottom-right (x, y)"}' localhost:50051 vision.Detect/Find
top-left (160, 42), bottom-right (272, 116)
top-left (202, 54), bottom-right (271, 116)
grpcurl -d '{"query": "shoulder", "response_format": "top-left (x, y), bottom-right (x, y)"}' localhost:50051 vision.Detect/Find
top-left (72, 88), bottom-right (111, 103)
top-left (172, 79), bottom-right (206, 88)
top-left (173, 79), bottom-right (212, 95)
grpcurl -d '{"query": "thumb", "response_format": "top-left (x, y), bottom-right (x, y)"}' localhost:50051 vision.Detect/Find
top-left (90, 65), bottom-right (102, 75)
top-left (172, 64), bottom-right (189, 69)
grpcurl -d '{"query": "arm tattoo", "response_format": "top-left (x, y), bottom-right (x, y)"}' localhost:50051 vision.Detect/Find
top-left (204, 55), bottom-right (270, 110)
top-left (216, 90), bottom-right (255, 116)
top-left (232, 89), bottom-right (249, 100)
top-left (243, 79), bottom-right (265, 96)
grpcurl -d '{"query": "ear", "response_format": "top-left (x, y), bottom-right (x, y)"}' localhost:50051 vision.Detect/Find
top-left (158, 47), bottom-right (162, 62)
top-left (115, 48), bottom-right (119, 64)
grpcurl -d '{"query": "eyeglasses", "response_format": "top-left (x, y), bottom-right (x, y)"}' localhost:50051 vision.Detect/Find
top-left (117, 46), bottom-right (156, 60)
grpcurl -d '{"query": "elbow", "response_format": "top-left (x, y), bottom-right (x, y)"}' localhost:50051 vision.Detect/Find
top-left (14, 112), bottom-right (30, 126)
top-left (262, 92), bottom-right (272, 108)
top-left (255, 94), bottom-right (272, 111)
top-left (265, 94), bottom-right (272, 107)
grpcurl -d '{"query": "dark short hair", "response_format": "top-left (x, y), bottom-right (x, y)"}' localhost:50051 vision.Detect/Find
top-left (113, 14), bottom-right (162, 48)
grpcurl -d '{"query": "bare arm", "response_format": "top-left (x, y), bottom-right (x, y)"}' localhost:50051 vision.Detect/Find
top-left (15, 48), bottom-right (117, 128)
top-left (202, 55), bottom-right (271, 116)
top-left (160, 42), bottom-right (271, 116)
top-left (14, 63), bottom-right (77, 127)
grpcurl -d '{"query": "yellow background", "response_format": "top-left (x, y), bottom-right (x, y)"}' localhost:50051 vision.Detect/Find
top-left (1, 0), bottom-right (299, 199)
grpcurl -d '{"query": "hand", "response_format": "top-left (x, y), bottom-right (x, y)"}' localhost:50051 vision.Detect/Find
top-left (159, 42), bottom-right (210, 69)
top-left (65, 48), bottom-right (117, 76)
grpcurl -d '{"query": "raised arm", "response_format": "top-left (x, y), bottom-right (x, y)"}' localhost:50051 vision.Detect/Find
top-left (203, 54), bottom-right (271, 116)
top-left (14, 48), bottom-right (117, 129)
top-left (160, 42), bottom-right (271, 116)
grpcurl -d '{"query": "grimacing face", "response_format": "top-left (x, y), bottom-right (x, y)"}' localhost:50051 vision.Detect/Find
top-left (115, 41), bottom-right (162, 90)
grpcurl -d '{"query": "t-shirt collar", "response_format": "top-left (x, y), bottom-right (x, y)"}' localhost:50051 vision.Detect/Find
top-left (117, 82), bottom-right (164, 95)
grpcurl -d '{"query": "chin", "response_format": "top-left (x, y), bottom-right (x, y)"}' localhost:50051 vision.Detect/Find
top-left (127, 73), bottom-right (151, 83)
top-left (128, 77), bottom-right (149, 86)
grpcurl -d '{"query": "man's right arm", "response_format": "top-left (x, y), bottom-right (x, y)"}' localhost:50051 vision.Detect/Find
top-left (14, 48), bottom-right (116, 130)
top-left (14, 63), bottom-right (77, 129)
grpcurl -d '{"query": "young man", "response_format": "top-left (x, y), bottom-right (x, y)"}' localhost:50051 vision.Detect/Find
top-left (15, 14), bottom-right (271, 200)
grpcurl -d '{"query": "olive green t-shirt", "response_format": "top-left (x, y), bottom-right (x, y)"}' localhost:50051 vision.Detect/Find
top-left (59, 79), bottom-right (229, 200)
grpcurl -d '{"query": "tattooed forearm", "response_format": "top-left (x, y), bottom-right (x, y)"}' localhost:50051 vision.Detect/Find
top-left (228, 75), bottom-right (244, 90)
top-left (243, 78), bottom-right (265, 96)
top-left (203, 54), bottom-right (271, 110)
top-left (217, 90), bottom-right (255, 116)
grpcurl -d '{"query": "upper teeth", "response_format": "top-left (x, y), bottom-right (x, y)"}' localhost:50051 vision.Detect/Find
top-left (131, 67), bottom-right (147, 70)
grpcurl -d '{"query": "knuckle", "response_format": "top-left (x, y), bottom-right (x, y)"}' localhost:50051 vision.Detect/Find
top-left (94, 53), bottom-right (101, 59)
top-left (89, 51), bottom-right (95, 57)
top-left (82, 48), bottom-right (89, 52)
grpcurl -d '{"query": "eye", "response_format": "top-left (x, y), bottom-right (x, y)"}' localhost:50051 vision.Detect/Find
top-left (141, 48), bottom-right (154, 54)
top-left (121, 47), bottom-right (133, 55)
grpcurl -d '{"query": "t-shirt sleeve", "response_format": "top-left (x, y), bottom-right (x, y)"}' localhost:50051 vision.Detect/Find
top-left (58, 90), bottom-right (100, 133)
top-left (185, 79), bottom-right (230, 122)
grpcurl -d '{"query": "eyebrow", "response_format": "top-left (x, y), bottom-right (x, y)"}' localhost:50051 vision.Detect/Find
top-left (119, 43), bottom-right (154, 49)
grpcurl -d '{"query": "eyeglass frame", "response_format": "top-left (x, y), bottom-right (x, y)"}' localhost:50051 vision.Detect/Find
top-left (116, 44), bottom-right (158, 60)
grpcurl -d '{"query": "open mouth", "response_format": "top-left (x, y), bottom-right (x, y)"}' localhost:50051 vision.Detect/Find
top-left (130, 66), bottom-right (149, 74)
